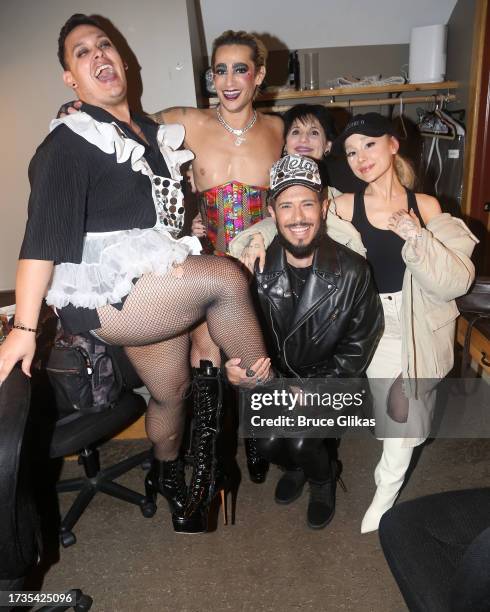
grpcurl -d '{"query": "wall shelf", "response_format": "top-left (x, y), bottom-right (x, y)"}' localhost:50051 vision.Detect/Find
top-left (256, 80), bottom-right (458, 101)
top-left (205, 81), bottom-right (459, 110)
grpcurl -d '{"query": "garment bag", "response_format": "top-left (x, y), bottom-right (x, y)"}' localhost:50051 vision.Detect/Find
top-left (418, 102), bottom-right (466, 216)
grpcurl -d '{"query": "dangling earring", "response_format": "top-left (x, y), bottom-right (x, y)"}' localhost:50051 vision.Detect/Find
top-left (124, 62), bottom-right (128, 71)
top-left (282, 144), bottom-right (288, 156)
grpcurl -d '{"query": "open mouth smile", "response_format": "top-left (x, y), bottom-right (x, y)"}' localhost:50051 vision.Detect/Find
top-left (222, 89), bottom-right (241, 100)
top-left (94, 63), bottom-right (116, 81)
top-left (287, 224), bottom-right (313, 238)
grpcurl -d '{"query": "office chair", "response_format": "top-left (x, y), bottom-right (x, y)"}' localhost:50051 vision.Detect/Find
top-left (379, 489), bottom-right (490, 611)
top-left (47, 345), bottom-right (156, 547)
top-left (0, 365), bottom-right (39, 589)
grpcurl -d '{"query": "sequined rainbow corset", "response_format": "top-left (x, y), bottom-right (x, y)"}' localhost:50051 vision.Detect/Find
top-left (199, 181), bottom-right (268, 255)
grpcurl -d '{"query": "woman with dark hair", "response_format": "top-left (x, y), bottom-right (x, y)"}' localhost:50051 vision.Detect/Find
top-left (281, 104), bottom-right (337, 191)
top-left (0, 14), bottom-right (271, 534)
top-left (282, 104), bottom-right (337, 153)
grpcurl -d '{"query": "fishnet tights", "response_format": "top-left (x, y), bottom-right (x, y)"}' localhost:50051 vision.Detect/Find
top-left (125, 334), bottom-right (190, 460)
top-left (387, 374), bottom-right (409, 424)
top-left (94, 255), bottom-right (268, 458)
top-left (190, 321), bottom-right (221, 368)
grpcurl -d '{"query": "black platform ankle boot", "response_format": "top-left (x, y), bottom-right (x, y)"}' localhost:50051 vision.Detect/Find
top-left (244, 437), bottom-right (270, 484)
top-left (145, 456), bottom-right (187, 514)
top-left (173, 360), bottom-right (226, 534)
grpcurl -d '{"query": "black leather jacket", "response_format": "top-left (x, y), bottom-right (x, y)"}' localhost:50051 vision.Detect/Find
top-left (255, 236), bottom-right (383, 378)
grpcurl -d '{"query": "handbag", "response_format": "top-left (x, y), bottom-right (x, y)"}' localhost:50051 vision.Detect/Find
top-left (46, 324), bottom-right (123, 416)
top-left (455, 277), bottom-right (490, 375)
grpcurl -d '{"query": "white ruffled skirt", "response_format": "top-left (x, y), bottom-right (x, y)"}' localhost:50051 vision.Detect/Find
top-left (46, 228), bottom-right (202, 309)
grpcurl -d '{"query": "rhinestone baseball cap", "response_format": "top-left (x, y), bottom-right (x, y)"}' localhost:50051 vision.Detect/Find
top-left (269, 154), bottom-right (322, 199)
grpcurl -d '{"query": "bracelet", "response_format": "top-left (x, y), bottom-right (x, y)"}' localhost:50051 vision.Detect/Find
top-left (13, 323), bottom-right (37, 333)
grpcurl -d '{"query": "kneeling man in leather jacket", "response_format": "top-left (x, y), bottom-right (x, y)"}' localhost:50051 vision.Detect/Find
top-left (227, 155), bottom-right (383, 529)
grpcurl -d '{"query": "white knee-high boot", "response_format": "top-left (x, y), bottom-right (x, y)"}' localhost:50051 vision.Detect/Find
top-left (361, 438), bottom-right (413, 534)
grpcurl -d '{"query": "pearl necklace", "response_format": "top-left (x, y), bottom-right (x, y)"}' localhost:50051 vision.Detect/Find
top-left (216, 107), bottom-right (257, 146)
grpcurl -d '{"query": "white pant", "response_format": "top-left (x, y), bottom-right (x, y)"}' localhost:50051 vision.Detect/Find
top-left (367, 292), bottom-right (434, 447)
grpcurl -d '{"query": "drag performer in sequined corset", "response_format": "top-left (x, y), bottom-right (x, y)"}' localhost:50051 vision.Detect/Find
top-left (198, 181), bottom-right (268, 255)
top-left (152, 30), bottom-right (284, 485)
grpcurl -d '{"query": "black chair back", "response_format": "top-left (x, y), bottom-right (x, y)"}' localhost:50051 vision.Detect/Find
top-left (0, 366), bottom-right (40, 580)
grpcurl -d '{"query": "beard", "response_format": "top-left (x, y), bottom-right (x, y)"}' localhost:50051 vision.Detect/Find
top-left (276, 219), bottom-right (327, 259)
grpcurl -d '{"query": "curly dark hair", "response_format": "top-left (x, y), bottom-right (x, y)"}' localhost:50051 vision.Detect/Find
top-left (58, 13), bottom-right (102, 69)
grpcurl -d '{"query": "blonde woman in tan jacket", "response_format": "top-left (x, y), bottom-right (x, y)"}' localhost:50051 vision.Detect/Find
top-left (230, 113), bottom-right (478, 533)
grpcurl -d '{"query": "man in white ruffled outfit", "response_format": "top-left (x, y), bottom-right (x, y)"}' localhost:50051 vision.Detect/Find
top-left (0, 13), bottom-right (272, 534)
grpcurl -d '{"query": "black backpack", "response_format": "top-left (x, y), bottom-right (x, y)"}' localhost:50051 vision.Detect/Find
top-left (46, 324), bottom-right (124, 416)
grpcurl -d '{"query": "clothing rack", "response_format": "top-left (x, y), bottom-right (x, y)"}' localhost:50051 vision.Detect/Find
top-left (204, 81), bottom-right (459, 112)
top-left (257, 93), bottom-right (456, 113)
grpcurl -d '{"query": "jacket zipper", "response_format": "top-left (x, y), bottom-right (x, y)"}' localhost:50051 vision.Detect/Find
top-left (310, 308), bottom-right (339, 342)
top-left (269, 303), bottom-right (302, 379)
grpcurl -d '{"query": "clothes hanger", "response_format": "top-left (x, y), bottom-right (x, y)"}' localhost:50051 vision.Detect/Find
top-left (434, 99), bottom-right (458, 139)
top-left (392, 96), bottom-right (408, 140)
top-left (417, 96), bottom-right (455, 140)
top-left (436, 100), bottom-right (465, 137)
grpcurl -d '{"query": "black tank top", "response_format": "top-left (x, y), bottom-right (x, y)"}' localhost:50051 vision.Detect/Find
top-left (351, 187), bottom-right (424, 293)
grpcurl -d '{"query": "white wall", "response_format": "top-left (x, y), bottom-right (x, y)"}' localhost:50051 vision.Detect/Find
top-left (200, 0), bottom-right (458, 53)
top-left (0, 0), bottom-right (199, 290)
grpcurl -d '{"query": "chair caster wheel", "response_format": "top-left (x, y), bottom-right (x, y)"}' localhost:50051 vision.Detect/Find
top-left (140, 500), bottom-right (157, 518)
top-left (60, 530), bottom-right (77, 547)
top-left (68, 590), bottom-right (93, 611)
top-left (75, 593), bottom-right (93, 611)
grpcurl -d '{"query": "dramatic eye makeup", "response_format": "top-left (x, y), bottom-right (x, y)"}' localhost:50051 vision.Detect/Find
top-left (214, 63), bottom-right (227, 75)
top-left (213, 62), bottom-right (251, 76)
top-left (232, 62), bottom-right (250, 74)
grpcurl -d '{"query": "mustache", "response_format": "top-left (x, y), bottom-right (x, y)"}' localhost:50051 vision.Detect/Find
top-left (276, 219), bottom-right (326, 260)
top-left (285, 223), bottom-right (313, 229)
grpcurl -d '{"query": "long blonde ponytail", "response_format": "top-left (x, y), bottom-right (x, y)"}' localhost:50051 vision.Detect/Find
top-left (394, 154), bottom-right (416, 190)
